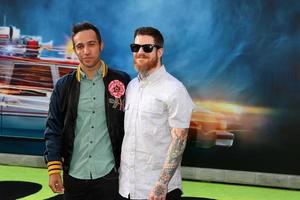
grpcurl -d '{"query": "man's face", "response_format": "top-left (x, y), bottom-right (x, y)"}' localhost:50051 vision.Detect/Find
top-left (73, 29), bottom-right (102, 69)
top-left (133, 35), bottom-right (162, 75)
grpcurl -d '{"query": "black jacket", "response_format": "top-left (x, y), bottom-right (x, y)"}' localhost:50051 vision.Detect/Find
top-left (44, 68), bottom-right (130, 172)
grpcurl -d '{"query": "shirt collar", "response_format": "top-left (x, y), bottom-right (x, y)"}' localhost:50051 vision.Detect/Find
top-left (139, 65), bottom-right (166, 84)
top-left (79, 64), bottom-right (103, 80)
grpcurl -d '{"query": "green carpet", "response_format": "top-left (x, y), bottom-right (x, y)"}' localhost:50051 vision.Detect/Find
top-left (182, 180), bottom-right (300, 200)
top-left (1, 165), bottom-right (300, 200)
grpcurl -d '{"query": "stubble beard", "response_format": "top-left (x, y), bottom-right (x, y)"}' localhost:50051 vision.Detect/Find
top-left (80, 58), bottom-right (100, 69)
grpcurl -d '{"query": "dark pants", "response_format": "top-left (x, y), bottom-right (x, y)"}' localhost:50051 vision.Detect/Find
top-left (63, 168), bottom-right (118, 200)
top-left (118, 188), bottom-right (182, 200)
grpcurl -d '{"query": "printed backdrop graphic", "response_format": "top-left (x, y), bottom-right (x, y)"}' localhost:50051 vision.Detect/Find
top-left (0, 0), bottom-right (300, 175)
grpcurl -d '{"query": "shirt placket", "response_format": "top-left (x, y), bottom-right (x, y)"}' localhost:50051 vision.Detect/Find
top-left (136, 82), bottom-right (148, 197)
top-left (127, 83), bottom-right (139, 197)
top-left (89, 80), bottom-right (96, 179)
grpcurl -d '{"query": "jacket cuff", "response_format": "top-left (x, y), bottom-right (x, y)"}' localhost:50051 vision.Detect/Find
top-left (47, 161), bottom-right (62, 176)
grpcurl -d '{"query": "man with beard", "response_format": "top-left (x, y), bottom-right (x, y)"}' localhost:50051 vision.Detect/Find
top-left (119, 27), bottom-right (195, 200)
top-left (44, 22), bottom-right (130, 200)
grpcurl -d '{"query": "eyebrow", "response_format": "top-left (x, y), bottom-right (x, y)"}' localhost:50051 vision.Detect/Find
top-left (75, 40), bottom-right (98, 46)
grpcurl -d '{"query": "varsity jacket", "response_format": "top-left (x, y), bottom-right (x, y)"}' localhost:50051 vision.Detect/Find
top-left (44, 66), bottom-right (130, 175)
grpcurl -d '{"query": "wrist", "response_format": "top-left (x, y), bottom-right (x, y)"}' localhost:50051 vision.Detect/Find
top-left (47, 161), bottom-right (62, 176)
top-left (157, 179), bottom-right (168, 188)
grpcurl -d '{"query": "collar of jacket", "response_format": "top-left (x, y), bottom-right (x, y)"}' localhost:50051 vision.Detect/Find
top-left (76, 59), bottom-right (108, 82)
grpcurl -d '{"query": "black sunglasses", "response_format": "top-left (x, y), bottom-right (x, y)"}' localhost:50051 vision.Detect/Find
top-left (130, 44), bottom-right (161, 53)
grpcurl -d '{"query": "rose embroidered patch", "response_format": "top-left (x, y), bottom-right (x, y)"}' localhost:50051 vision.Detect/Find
top-left (108, 80), bottom-right (125, 110)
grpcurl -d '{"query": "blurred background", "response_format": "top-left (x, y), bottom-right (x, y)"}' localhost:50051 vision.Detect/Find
top-left (0, 0), bottom-right (300, 191)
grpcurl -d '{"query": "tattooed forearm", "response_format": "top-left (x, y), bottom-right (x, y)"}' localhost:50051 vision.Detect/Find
top-left (158, 128), bottom-right (188, 186)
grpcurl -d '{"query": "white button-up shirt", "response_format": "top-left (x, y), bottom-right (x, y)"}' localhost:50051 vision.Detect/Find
top-left (119, 65), bottom-right (195, 199)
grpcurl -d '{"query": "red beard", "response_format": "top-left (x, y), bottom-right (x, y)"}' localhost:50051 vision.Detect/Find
top-left (134, 53), bottom-right (159, 75)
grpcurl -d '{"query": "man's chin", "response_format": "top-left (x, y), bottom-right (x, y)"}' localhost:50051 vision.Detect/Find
top-left (82, 62), bottom-right (96, 68)
top-left (136, 65), bottom-right (153, 74)
top-left (135, 66), bottom-right (143, 73)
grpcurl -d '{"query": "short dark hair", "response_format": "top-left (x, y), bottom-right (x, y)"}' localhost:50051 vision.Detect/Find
top-left (134, 27), bottom-right (164, 47)
top-left (72, 22), bottom-right (102, 47)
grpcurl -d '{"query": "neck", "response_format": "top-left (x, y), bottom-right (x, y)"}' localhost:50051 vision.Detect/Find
top-left (140, 64), bottom-right (161, 79)
top-left (81, 60), bottom-right (101, 80)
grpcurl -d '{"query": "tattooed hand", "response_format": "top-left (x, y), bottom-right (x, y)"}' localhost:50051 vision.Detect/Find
top-left (149, 181), bottom-right (168, 200)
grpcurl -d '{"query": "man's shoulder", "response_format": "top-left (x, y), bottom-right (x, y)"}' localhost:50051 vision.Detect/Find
top-left (107, 68), bottom-right (129, 78)
top-left (127, 77), bottom-right (139, 88)
top-left (161, 71), bottom-right (185, 90)
top-left (55, 70), bottom-right (76, 88)
top-left (107, 68), bottom-right (131, 83)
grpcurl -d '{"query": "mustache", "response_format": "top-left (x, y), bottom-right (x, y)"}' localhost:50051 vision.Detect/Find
top-left (135, 54), bottom-right (149, 58)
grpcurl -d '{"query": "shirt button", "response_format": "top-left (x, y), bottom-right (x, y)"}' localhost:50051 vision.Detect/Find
top-left (93, 97), bottom-right (96, 100)
top-left (92, 111), bottom-right (95, 114)
top-left (91, 126), bottom-right (94, 129)
top-left (93, 83), bottom-right (95, 86)
top-left (90, 141), bottom-right (93, 144)
top-left (89, 155), bottom-right (91, 158)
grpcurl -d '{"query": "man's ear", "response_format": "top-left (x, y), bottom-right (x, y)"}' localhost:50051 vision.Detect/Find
top-left (73, 46), bottom-right (79, 57)
top-left (100, 41), bottom-right (104, 52)
top-left (158, 47), bottom-right (164, 59)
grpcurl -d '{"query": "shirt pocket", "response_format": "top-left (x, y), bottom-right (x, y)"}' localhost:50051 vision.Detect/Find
top-left (140, 98), bottom-right (167, 132)
top-left (140, 98), bottom-right (165, 115)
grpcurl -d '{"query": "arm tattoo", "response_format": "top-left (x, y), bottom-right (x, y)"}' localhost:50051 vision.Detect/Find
top-left (158, 128), bottom-right (188, 187)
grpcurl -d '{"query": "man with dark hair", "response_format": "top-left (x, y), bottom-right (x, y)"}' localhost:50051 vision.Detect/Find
top-left (44, 22), bottom-right (130, 200)
top-left (119, 27), bottom-right (195, 200)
